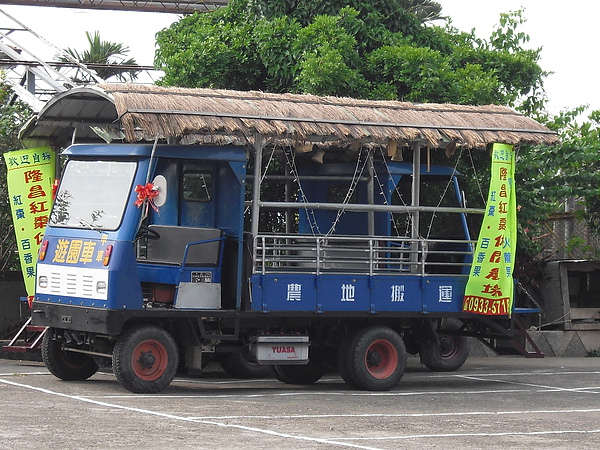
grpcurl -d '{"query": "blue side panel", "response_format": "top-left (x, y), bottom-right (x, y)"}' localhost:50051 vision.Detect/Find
top-left (251, 273), bottom-right (469, 314)
top-left (370, 277), bottom-right (423, 312)
top-left (108, 242), bottom-right (144, 310)
top-left (422, 276), bottom-right (467, 314)
top-left (317, 276), bottom-right (371, 312)
top-left (252, 274), bottom-right (317, 312)
top-left (150, 159), bottom-right (179, 226)
top-left (137, 264), bottom-right (221, 285)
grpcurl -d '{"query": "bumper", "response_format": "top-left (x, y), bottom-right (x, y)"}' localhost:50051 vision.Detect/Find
top-left (31, 302), bottom-right (128, 335)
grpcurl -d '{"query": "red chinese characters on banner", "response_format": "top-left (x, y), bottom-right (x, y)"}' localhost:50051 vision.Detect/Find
top-left (463, 143), bottom-right (517, 316)
top-left (3, 148), bottom-right (55, 296)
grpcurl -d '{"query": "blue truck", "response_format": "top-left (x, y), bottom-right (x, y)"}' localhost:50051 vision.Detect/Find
top-left (28, 86), bottom-right (552, 393)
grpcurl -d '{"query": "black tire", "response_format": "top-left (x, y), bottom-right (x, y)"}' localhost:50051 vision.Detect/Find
top-left (266, 364), bottom-right (286, 382)
top-left (219, 351), bottom-right (269, 379)
top-left (92, 339), bottom-right (114, 369)
top-left (419, 318), bottom-right (469, 372)
top-left (113, 325), bottom-right (178, 394)
top-left (337, 329), bottom-right (359, 389)
top-left (269, 352), bottom-right (329, 385)
top-left (42, 329), bottom-right (99, 381)
top-left (402, 333), bottom-right (420, 355)
top-left (342, 326), bottom-right (407, 391)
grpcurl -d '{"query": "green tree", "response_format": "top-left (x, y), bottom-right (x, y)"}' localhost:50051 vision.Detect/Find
top-left (517, 107), bottom-right (600, 258)
top-left (155, 0), bottom-right (558, 261)
top-left (0, 82), bottom-right (34, 271)
top-left (155, 1), bottom-right (545, 109)
top-left (58, 31), bottom-right (140, 82)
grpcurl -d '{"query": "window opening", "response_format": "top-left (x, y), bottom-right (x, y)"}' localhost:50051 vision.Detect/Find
top-left (182, 171), bottom-right (213, 201)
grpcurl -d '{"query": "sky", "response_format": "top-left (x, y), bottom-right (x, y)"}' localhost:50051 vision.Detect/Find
top-left (0, 1), bottom-right (597, 115)
top-left (440, 0), bottom-right (599, 115)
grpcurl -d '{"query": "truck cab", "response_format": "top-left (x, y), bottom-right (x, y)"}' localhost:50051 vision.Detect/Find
top-left (36, 144), bottom-right (246, 330)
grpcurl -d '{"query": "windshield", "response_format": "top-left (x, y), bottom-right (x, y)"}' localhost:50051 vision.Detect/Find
top-left (49, 160), bottom-right (137, 231)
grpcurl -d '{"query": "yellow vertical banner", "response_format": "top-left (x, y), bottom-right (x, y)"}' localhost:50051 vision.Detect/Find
top-left (463, 143), bottom-right (517, 315)
top-left (3, 147), bottom-right (55, 296)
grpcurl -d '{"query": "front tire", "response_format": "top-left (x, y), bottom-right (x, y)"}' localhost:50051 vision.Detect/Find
top-left (113, 325), bottom-right (178, 394)
top-left (42, 329), bottom-right (99, 381)
top-left (340, 326), bottom-right (407, 391)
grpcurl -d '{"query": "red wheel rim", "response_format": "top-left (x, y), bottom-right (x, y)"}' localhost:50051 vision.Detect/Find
top-left (131, 339), bottom-right (168, 381)
top-left (365, 339), bottom-right (398, 379)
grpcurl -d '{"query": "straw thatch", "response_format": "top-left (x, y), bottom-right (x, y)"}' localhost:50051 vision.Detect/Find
top-left (101, 84), bottom-right (557, 150)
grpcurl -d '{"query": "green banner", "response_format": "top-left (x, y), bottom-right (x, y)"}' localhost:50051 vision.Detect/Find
top-left (463, 143), bottom-right (517, 315)
top-left (4, 147), bottom-right (55, 297)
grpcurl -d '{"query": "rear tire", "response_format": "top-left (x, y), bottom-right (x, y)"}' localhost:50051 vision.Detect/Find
top-left (113, 325), bottom-right (178, 393)
top-left (42, 329), bottom-right (99, 381)
top-left (219, 350), bottom-right (269, 379)
top-left (269, 351), bottom-right (328, 385)
top-left (341, 326), bottom-right (407, 391)
top-left (420, 318), bottom-right (469, 372)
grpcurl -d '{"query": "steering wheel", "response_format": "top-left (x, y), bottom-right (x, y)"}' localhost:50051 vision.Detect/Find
top-left (136, 225), bottom-right (161, 241)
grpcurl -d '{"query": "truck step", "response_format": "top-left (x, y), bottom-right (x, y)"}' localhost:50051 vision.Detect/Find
top-left (491, 317), bottom-right (544, 358)
top-left (2, 318), bottom-right (47, 353)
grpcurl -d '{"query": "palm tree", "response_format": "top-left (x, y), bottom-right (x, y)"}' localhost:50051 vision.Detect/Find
top-left (399, 0), bottom-right (445, 22)
top-left (57, 31), bottom-right (140, 82)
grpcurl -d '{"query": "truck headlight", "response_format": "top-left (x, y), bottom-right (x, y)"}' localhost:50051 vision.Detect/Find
top-left (96, 281), bottom-right (107, 295)
top-left (38, 276), bottom-right (48, 289)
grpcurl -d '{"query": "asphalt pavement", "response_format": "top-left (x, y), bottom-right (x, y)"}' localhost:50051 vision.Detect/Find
top-left (1, 356), bottom-right (600, 449)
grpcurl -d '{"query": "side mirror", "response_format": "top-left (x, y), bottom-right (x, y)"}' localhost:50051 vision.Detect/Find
top-left (152, 175), bottom-right (168, 207)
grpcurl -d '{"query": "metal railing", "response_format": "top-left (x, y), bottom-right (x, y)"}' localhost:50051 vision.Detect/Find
top-left (253, 234), bottom-right (475, 277)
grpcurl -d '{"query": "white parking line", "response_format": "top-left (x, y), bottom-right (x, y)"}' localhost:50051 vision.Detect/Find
top-left (331, 429), bottom-right (600, 441)
top-left (183, 407), bottom-right (600, 421)
top-left (0, 377), bottom-right (383, 450)
top-left (457, 374), bottom-right (600, 394)
top-left (428, 370), bottom-right (600, 378)
top-left (91, 389), bottom-right (528, 399)
top-left (4, 371), bottom-right (600, 447)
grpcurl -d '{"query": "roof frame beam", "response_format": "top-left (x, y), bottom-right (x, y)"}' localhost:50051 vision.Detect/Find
top-left (0, 1), bottom-right (229, 14)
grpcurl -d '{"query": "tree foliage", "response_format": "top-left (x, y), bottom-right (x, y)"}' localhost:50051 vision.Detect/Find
top-left (154, 0), bottom-right (600, 263)
top-left (0, 83), bottom-right (33, 271)
top-left (155, 1), bottom-right (545, 109)
top-left (517, 108), bottom-right (600, 258)
top-left (154, 1), bottom-right (557, 257)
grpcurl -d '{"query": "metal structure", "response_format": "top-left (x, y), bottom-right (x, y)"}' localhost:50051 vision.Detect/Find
top-left (0, 8), bottom-right (160, 111)
top-left (0, 9), bottom-right (102, 110)
top-left (0, 1), bottom-right (229, 14)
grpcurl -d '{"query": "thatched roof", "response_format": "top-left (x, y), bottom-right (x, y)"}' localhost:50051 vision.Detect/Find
top-left (21, 83), bottom-right (558, 150)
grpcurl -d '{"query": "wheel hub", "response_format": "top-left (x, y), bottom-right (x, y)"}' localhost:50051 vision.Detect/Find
top-left (137, 350), bottom-right (156, 369)
top-left (130, 339), bottom-right (169, 381)
top-left (439, 335), bottom-right (459, 359)
top-left (365, 339), bottom-right (399, 379)
top-left (367, 350), bottom-right (382, 367)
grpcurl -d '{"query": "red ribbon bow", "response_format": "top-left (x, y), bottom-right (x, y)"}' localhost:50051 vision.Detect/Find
top-left (134, 183), bottom-right (159, 212)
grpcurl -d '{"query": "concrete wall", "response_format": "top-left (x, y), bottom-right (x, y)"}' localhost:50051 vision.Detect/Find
top-left (0, 271), bottom-right (27, 338)
top-left (468, 330), bottom-right (600, 357)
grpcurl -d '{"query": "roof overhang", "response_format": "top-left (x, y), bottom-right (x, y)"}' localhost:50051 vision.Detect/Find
top-left (20, 84), bottom-right (559, 151)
